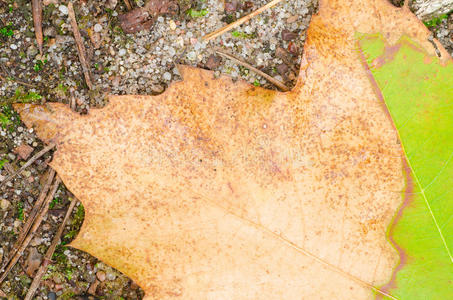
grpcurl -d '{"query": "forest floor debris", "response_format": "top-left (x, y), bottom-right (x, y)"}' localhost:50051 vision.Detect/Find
top-left (0, 0), bottom-right (452, 298)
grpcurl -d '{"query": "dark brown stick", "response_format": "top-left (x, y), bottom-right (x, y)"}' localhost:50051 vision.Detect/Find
top-left (0, 169), bottom-right (55, 273)
top-left (24, 198), bottom-right (78, 300)
top-left (123, 0), bottom-right (132, 10)
top-left (67, 2), bottom-right (93, 89)
top-left (0, 143), bottom-right (55, 188)
top-left (32, 0), bottom-right (43, 54)
top-left (215, 49), bottom-right (289, 91)
top-left (0, 176), bottom-right (61, 283)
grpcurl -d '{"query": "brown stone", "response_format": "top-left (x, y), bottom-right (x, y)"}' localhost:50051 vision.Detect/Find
top-left (13, 144), bottom-right (34, 160)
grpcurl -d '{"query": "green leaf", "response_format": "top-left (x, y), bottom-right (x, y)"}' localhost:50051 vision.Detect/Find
top-left (186, 8), bottom-right (208, 18)
top-left (0, 112), bottom-right (12, 128)
top-left (358, 34), bottom-right (453, 298)
top-left (423, 13), bottom-right (448, 28)
top-left (12, 88), bottom-right (42, 103)
top-left (0, 158), bottom-right (8, 169)
top-left (231, 30), bottom-right (255, 39)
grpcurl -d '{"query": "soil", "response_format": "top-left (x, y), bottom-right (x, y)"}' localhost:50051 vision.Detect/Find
top-left (0, 0), bottom-right (451, 299)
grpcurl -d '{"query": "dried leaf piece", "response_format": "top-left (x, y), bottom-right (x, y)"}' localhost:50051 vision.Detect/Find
top-left (118, 0), bottom-right (178, 34)
top-left (15, 63), bottom-right (403, 299)
top-left (13, 0), bottom-right (452, 299)
top-left (32, 0), bottom-right (43, 54)
top-left (24, 248), bottom-right (42, 277)
top-left (13, 144), bottom-right (34, 160)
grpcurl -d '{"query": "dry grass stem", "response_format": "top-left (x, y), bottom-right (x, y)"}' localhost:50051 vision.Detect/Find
top-left (0, 143), bottom-right (55, 188)
top-left (24, 198), bottom-right (78, 300)
top-left (215, 49), bottom-right (289, 91)
top-left (68, 2), bottom-right (93, 89)
top-left (203, 0), bottom-right (284, 41)
top-left (0, 176), bottom-right (61, 283)
top-left (0, 169), bottom-right (55, 274)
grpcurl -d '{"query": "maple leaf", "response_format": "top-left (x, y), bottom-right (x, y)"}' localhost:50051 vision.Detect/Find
top-left (13, 0), bottom-right (452, 299)
top-left (358, 33), bottom-right (453, 298)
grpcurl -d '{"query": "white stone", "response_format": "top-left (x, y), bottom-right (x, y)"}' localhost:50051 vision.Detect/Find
top-left (187, 51), bottom-right (196, 61)
top-left (94, 24), bottom-right (103, 32)
top-left (59, 5), bottom-right (68, 15)
top-left (163, 72), bottom-right (172, 81)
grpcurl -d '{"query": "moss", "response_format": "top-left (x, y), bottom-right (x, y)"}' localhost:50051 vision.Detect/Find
top-left (43, 3), bottom-right (56, 18)
top-left (59, 291), bottom-right (76, 299)
top-left (186, 8), bottom-right (208, 18)
top-left (16, 201), bottom-right (24, 220)
top-left (231, 30), bottom-right (256, 39)
top-left (423, 13), bottom-right (449, 28)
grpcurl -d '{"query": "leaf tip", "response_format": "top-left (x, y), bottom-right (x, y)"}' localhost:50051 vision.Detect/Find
top-left (13, 103), bottom-right (75, 144)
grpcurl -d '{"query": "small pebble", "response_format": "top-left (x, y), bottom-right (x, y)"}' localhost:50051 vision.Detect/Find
top-left (96, 270), bottom-right (106, 282)
top-left (118, 49), bottom-right (127, 56)
top-left (187, 51), bottom-right (196, 61)
top-left (48, 292), bottom-right (56, 300)
top-left (169, 20), bottom-right (176, 31)
top-left (106, 271), bottom-right (116, 281)
top-left (286, 15), bottom-right (298, 23)
top-left (10, 44), bottom-right (17, 50)
top-left (163, 72), bottom-right (172, 81)
top-left (58, 5), bottom-right (68, 15)
top-left (281, 30), bottom-right (298, 41)
top-left (94, 24), bottom-right (103, 32)
top-left (0, 199), bottom-right (11, 210)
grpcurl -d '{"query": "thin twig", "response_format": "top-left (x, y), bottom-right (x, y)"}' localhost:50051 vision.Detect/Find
top-left (70, 95), bottom-right (76, 111)
top-left (0, 68), bottom-right (37, 88)
top-left (24, 198), bottom-right (78, 300)
top-left (0, 169), bottom-right (56, 273)
top-left (67, 2), bottom-right (93, 89)
top-left (2, 161), bottom-right (15, 175)
top-left (16, 169), bottom-right (55, 245)
top-left (32, 0), bottom-right (43, 54)
top-left (0, 176), bottom-right (61, 283)
top-left (215, 49), bottom-right (289, 91)
top-left (123, 0), bottom-right (132, 10)
top-left (203, 0), bottom-right (284, 41)
top-left (0, 77), bottom-right (37, 88)
top-left (0, 143), bottom-right (55, 188)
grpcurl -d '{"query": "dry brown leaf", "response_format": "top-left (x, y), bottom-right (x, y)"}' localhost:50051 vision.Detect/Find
top-left (13, 0), bottom-right (450, 299)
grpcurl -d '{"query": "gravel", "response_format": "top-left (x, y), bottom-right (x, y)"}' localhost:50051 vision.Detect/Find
top-left (0, 0), bottom-right (451, 299)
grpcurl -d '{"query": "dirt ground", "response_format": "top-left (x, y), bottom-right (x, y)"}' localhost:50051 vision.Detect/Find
top-left (0, 0), bottom-right (451, 299)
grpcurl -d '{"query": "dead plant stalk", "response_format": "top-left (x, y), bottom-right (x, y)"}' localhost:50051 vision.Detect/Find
top-left (24, 198), bottom-right (78, 300)
top-left (0, 169), bottom-right (55, 273)
top-left (0, 143), bottom-right (55, 188)
top-left (215, 49), bottom-right (289, 91)
top-left (0, 176), bottom-right (61, 283)
top-left (203, 0), bottom-right (285, 41)
top-left (67, 2), bottom-right (93, 89)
